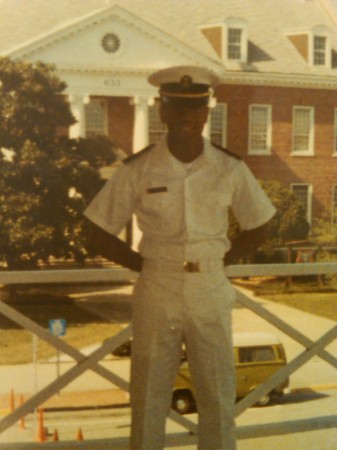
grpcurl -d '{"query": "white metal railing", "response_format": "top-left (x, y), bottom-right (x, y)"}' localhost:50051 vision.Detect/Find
top-left (0, 262), bottom-right (337, 284)
top-left (0, 262), bottom-right (336, 448)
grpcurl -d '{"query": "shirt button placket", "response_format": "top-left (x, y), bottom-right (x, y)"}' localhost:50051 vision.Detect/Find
top-left (184, 178), bottom-right (191, 244)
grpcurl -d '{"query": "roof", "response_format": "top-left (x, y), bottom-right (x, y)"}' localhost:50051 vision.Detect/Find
top-left (1, 0), bottom-right (337, 81)
top-left (233, 332), bottom-right (282, 347)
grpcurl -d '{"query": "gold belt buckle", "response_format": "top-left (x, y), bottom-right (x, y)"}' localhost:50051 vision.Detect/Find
top-left (183, 261), bottom-right (200, 273)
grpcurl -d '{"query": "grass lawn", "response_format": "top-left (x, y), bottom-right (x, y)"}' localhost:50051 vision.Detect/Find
top-left (0, 277), bottom-right (336, 365)
top-left (234, 276), bottom-right (337, 322)
top-left (0, 288), bottom-right (128, 365)
top-left (259, 292), bottom-right (337, 322)
top-left (0, 322), bottom-right (121, 365)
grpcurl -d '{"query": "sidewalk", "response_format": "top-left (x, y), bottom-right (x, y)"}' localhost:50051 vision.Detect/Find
top-left (0, 388), bottom-right (128, 414)
top-left (1, 389), bottom-right (336, 449)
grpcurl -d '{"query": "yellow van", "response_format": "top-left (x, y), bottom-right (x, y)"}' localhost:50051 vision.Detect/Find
top-left (172, 332), bottom-right (289, 414)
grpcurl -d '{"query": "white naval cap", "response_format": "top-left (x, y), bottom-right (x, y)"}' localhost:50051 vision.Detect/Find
top-left (148, 65), bottom-right (221, 106)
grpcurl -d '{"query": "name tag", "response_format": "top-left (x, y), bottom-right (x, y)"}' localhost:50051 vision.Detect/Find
top-left (147, 186), bottom-right (168, 194)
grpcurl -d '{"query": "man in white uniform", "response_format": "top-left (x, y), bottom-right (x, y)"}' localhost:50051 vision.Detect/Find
top-left (84, 66), bottom-right (276, 450)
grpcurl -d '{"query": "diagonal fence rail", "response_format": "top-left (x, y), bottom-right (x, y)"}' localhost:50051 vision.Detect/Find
top-left (0, 262), bottom-right (336, 446)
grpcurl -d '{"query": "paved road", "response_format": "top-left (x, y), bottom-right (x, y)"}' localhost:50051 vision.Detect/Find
top-left (0, 283), bottom-right (336, 448)
top-left (1, 390), bottom-right (336, 449)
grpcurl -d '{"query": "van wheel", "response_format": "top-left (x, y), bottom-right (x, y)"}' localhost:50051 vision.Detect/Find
top-left (172, 390), bottom-right (195, 414)
top-left (256, 392), bottom-right (271, 406)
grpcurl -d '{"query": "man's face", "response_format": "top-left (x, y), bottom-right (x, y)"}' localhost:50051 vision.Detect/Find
top-left (159, 101), bottom-right (209, 139)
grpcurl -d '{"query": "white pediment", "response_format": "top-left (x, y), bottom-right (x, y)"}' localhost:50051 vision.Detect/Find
top-left (7, 5), bottom-right (219, 73)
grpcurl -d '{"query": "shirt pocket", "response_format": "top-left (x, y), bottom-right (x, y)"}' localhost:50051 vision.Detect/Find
top-left (140, 187), bottom-right (172, 218)
top-left (191, 189), bottom-right (231, 236)
top-left (137, 182), bottom-right (181, 235)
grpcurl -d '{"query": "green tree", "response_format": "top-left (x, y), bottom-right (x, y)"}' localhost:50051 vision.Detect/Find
top-left (228, 179), bottom-right (310, 255)
top-left (311, 216), bottom-right (337, 247)
top-left (310, 217), bottom-right (337, 284)
top-left (0, 57), bottom-right (116, 269)
top-left (261, 179), bottom-right (310, 248)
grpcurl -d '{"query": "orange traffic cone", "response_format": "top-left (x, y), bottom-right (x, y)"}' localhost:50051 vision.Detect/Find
top-left (53, 429), bottom-right (59, 442)
top-left (76, 427), bottom-right (84, 441)
top-left (19, 395), bottom-right (25, 430)
top-left (36, 409), bottom-right (46, 442)
top-left (10, 389), bottom-right (15, 412)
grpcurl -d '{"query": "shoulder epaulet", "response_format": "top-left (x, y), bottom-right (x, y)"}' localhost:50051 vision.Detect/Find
top-left (123, 144), bottom-right (155, 165)
top-left (211, 142), bottom-right (241, 160)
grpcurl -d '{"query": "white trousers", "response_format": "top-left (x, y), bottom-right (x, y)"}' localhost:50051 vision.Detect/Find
top-left (130, 264), bottom-right (237, 450)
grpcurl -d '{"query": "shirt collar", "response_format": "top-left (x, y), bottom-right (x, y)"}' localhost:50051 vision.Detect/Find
top-left (150, 136), bottom-right (212, 176)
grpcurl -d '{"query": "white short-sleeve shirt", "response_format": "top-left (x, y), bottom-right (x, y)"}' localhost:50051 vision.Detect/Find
top-left (84, 138), bottom-right (276, 261)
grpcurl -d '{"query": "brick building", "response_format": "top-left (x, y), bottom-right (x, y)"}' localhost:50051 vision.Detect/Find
top-left (1, 0), bottom-right (337, 228)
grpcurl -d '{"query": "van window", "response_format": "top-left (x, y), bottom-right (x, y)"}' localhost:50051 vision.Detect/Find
top-left (238, 346), bottom-right (276, 363)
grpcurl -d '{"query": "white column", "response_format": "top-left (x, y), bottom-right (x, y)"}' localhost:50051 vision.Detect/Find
top-left (203, 96), bottom-right (217, 140)
top-left (68, 95), bottom-right (89, 138)
top-left (131, 96), bottom-right (154, 153)
top-left (203, 119), bottom-right (211, 139)
top-left (130, 96), bottom-right (154, 250)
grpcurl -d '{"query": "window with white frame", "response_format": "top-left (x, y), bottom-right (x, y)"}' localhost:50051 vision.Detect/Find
top-left (210, 103), bottom-right (227, 147)
top-left (333, 185), bottom-right (337, 225)
top-left (148, 100), bottom-right (166, 143)
top-left (310, 26), bottom-right (331, 68)
top-left (291, 183), bottom-right (312, 223)
top-left (224, 18), bottom-right (248, 63)
top-left (85, 99), bottom-right (108, 137)
top-left (228, 28), bottom-right (242, 60)
top-left (292, 106), bottom-right (314, 155)
top-left (249, 105), bottom-right (272, 155)
top-left (313, 35), bottom-right (326, 66)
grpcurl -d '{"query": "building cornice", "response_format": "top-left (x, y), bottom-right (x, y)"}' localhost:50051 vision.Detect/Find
top-left (220, 70), bottom-right (337, 90)
top-left (60, 66), bottom-right (155, 75)
top-left (59, 64), bottom-right (337, 91)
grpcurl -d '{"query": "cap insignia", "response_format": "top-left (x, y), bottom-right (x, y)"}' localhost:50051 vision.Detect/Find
top-left (180, 75), bottom-right (193, 88)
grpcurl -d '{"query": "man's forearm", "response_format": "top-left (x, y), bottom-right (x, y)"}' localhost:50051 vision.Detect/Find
top-left (101, 235), bottom-right (143, 272)
top-left (224, 221), bottom-right (272, 266)
top-left (86, 222), bottom-right (143, 272)
top-left (224, 231), bottom-right (258, 265)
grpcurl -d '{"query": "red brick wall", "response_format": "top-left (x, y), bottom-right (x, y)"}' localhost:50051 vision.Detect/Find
top-left (215, 84), bottom-right (337, 220)
top-left (60, 96), bottom-right (135, 154)
top-left (60, 89), bottom-right (336, 222)
top-left (107, 97), bottom-right (134, 154)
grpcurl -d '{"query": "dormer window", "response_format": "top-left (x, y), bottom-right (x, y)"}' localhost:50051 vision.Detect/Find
top-left (311, 26), bottom-right (331, 67)
top-left (313, 35), bottom-right (326, 65)
top-left (225, 18), bottom-right (248, 63)
top-left (228, 28), bottom-right (242, 60)
top-left (200, 17), bottom-right (248, 64)
top-left (287, 25), bottom-right (331, 68)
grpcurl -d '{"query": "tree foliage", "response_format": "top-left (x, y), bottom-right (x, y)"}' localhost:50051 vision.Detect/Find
top-left (311, 217), bottom-right (337, 284)
top-left (228, 179), bottom-right (310, 251)
top-left (311, 217), bottom-right (337, 247)
top-left (0, 58), bottom-right (116, 269)
top-left (260, 179), bottom-right (310, 248)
